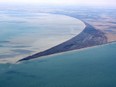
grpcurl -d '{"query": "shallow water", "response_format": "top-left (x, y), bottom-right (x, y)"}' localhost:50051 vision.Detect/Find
top-left (0, 42), bottom-right (116, 87)
top-left (0, 11), bottom-right (85, 63)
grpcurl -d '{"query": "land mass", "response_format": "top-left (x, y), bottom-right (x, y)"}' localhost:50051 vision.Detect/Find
top-left (18, 22), bottom-right (107, 62)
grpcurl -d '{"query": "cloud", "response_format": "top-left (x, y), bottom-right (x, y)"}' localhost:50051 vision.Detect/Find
top-left (0, 0), bottom-right (115, 6)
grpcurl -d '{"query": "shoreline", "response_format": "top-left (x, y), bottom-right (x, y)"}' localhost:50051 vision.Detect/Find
top-left (17, 41), bottom-right (116, 64)
top-left (0, 41), bottom-right (115, 64)
top-left (18, 21), bottom-right (108, 62)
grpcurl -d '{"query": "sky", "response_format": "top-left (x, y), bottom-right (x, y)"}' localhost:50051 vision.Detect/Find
top-left (0, 0), bottom-right (116, 7)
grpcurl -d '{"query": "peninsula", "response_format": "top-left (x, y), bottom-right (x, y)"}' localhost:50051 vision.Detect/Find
top-left (18, 22), bottom-right (107, 62)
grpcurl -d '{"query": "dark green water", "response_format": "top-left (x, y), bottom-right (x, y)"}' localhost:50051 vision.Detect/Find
top-left (0, 42), bottom-right (116, 87)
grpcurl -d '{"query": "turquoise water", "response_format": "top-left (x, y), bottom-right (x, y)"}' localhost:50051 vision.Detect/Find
top-left (0, 42), bottom-right (116, 87)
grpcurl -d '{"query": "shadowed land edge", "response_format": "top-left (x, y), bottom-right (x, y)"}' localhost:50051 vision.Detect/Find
top-left (18, 22), bottom-right (108, 62)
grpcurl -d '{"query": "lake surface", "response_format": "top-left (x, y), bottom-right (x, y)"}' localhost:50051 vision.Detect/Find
top-left (0, 11), bottom-right (85, 63)
top-left (0, 42), bottom-right (116, 87)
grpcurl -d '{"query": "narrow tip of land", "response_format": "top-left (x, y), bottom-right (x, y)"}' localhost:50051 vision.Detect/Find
top-left (18, 22), bottom-right (108, 62)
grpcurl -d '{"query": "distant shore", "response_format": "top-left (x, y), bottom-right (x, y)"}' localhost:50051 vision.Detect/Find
top-left (18, 21), bottom-right (108, 62)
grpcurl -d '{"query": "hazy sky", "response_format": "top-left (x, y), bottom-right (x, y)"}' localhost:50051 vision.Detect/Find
top-left (0, 0), bottom-right (116, 7)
